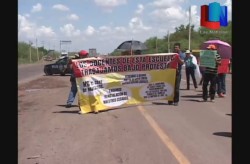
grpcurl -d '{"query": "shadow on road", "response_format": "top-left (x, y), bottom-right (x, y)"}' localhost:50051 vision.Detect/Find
top-left (57, 104), bottom-right (79, 108)
top-left (182, 99), bottom-right (201, 102)
top-left (54, 104), bottom-right (154, 115)
top-left (213, 132), bottom-right (232, 138)
top-left (53, 110), bottom-right (79, 114)
top-left (180, 88), bottom-right (189, 91)
top-left (152, 102), bottom-right (169, 105)
top-left (43, 74), bottom-right (71, 77)
top-left (181, 94), bottom-right (202, 98)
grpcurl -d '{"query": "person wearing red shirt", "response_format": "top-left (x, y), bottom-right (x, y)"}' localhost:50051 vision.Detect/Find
top-left (66, 50), bottom-right (89, 108)
top-left (167, 43), bottom-right (185, 106)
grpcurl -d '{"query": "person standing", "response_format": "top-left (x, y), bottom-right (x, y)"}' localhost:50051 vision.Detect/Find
top-left (216, 73), bottom-right (226, 97)
top-left (202, 44), bottom-right (221, 102)
top-left (65, 50), bottom-right (89, 108)
top-left (184, 50), bottom-right (198, 90)
top-left (167, 43), bottom-right (185, 106)
top-left (198, 66), bottom-right (205, 85)
top-left (216, 59), bottom-right (230, 97)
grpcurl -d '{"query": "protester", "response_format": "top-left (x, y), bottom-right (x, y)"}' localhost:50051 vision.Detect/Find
top-left (184, 50), bottom-right (198, 90)
top-left (167, 43), bottom-right (185, 106)
top-left (216, 73), bottom-right (226, 97)
top-left (216, 59), bottom-right (230, 97)
top-left (202, 44), bottom-right (221, 102)
top-left (65, 50), bottom-right (89, 108)
top-left (199, 66), bottom-right (205, 85)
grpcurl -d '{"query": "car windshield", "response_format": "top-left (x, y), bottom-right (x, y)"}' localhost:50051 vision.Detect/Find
top-left (56, 57), bottom-right (68, 64)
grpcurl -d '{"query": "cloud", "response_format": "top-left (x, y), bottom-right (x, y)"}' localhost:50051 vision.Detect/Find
top-left (18, 14), bottom-right (56, 39)
top-left (190, 5), bottom-right (200, 30)
top-left (94, 0), bottom-right (127, 11)
top-left (135, 4), bottom-right (144, 15)
top-left (151, 6), bottom-right (185, 21)
top-left (36, 26), bottom-right (56, 37)
top-left (24, 14), bottom-right (30, 17)
top-left (31, 3), bottom-right (42, 13)
top-left (150, 0), bottom-right (185, 8)
top-left (224, 0), bottom-right (232, 20)
top-left (67, 14), bottom-right (79, 21)
top-left (60, 24), bottom-right (81, 37)
top-left (84, 26), bottom-right (96, 36)
top-left (129, 17), bottom-right (151, 33)
top-left (114, 26), bottom-right (127, 33)
top-left (99, 26), bottom-right (112, 35)
top-left (18, 14), bottom-right (35, 37)
top-left (52, 4), bottom-right (70, 11)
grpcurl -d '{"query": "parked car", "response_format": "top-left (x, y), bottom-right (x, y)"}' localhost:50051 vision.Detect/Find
top-left (44, 57), bottom-right (71, 76)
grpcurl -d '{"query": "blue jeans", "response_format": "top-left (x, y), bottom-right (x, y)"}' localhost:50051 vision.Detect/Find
top-left (66, 80), bottom-right (78, 105)
top-left (217, 73), bottom-right (226, 94)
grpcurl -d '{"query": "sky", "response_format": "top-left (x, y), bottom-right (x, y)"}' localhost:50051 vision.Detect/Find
top-left (18, 0), bottom-right (232, 54)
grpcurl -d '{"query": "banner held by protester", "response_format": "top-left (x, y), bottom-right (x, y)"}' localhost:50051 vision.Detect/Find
top-left (71, 53), bottom-right (177, 114)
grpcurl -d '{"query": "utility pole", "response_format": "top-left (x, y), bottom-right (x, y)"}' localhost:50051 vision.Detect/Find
top-left (130, 38), bottom-right (133, 55)
top-left (41, 41), bottom-right (44, 58)
top-left (29, 41), bottom-right (33, 63)
top-left (167, 30), bottom-right (170, 53)
top-left (60, 40), bottom-right (72, 57)
top-left (36, 38), bottom-right (39, 61)
top-left (188, 6), bottom-right (192, 50)
top-left (155, 37), bottom-right (158, 53)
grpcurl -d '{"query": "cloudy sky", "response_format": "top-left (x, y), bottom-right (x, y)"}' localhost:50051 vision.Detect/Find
top-left (18, 0), bottom-right (232, 54)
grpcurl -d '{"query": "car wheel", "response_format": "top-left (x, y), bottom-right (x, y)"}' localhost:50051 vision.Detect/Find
top-left (44, 68), bottom-right (48, 75)
top-left (44, 67), bottom-right (50, 75)
top-left (48, 69), bottom-right (53, 75)
top-left (60, 71), bottom-right (65, 76)
top-left (45, 68), bottom-right (53, 75)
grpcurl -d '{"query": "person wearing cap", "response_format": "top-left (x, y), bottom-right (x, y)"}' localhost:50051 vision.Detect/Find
top-left (66, 50), bottom-right (89, 108)
top-left (201, 44), bottom-right (221, 102)
top-left (167, 43), bottom-right (185, 106)
top-left (184, 50), bottom-right (198, 90)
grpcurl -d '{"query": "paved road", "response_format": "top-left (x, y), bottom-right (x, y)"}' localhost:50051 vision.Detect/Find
top-left (18, 64), bottom-right (231, 164)
top-left (18, 61), bottom-right (52, 84)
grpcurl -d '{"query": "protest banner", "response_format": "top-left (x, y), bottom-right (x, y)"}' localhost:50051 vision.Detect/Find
top-left (71, 53), bottom-right (176, 114)
top-left (200, 50), bottom-right (217, 68)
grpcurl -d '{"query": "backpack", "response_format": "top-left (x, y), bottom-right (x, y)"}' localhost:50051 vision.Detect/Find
top-left (185, 56), bottom-right (196, 69)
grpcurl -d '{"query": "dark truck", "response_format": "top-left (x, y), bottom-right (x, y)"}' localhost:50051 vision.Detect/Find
top-left (44, 57), bottom-right (71, 76)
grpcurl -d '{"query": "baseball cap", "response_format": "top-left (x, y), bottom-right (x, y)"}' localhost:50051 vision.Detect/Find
top-left (185, 50), bottom-right (191, 54)
top-left (79, 50), bottom-right (89, 57)
top-left (207, 44), bottom-right (217, 50)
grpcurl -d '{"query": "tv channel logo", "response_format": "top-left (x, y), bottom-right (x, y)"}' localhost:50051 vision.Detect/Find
top-left (200, 2), bottom-right (228, 30)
